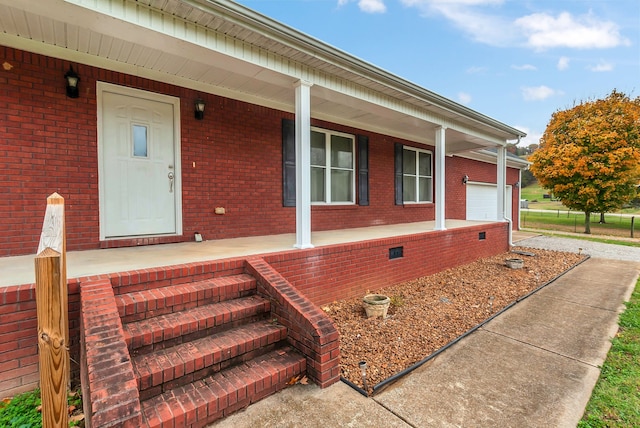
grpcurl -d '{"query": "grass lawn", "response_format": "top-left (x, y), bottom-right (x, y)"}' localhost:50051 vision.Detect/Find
top-left (521, 210), bottom-right (639, 237)
top-left (579, 278), bottom-right (640, 427)
top-left (520, 182), bottom-right (566, 210)
top-left (520, 182), bottom-right (640, 214)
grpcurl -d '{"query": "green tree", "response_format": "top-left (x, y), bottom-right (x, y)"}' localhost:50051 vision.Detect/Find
top-left (529, 90), bottom-right (640, 233)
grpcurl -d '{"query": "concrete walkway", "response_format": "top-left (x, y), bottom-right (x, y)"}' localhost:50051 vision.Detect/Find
top-left (211, 256), bottom-right (640, 428)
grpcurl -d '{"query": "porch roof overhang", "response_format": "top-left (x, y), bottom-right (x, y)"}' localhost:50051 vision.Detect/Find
top-left (456, 149), bottom-right (531, 170)
top-left (0, 0), bottom-right (526, 152)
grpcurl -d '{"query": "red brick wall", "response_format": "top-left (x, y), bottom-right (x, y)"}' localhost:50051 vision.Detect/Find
top-left (262, 222), bottom-right (509, 306)
top-left (446, 156), bottom-right (521, 222)
top-left (0, 281), bottom-right (81, 399)
top-left (246, 258), bottom-right (340, 388)
top-left (1, 46), bottom-right (518, 257)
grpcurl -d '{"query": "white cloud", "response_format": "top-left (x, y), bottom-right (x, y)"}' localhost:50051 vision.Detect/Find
top-left (521, 85), bottom-right (560, 101)
top-left (399, 0), bottom-right (516, 46)
top-left (358, 0), bottom-right (386, 13)
top-left (515, 12), bottom-right (631, 50)
top-left (511, 64), bottom-right (537, 71)
top-left (397, 1), bottom-right (630, 51)
top-left (466, 65), bottom-right (487, 74)
top-left (587, 60), bottom-right (614, 72)
top-left (458, 92), bottom-right (472, 104)
top-left (557, 56), bottom-right (570, 71)
top-left (337, 0), bottom-right (387, 13)
top-left (512, 126), bottom-right (542, 146)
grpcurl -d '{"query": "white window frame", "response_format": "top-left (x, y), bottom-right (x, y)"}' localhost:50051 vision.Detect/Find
top-left (403, 146), bottom-right (433, 204)
top-left (310, 127), bottom-right (356, 205)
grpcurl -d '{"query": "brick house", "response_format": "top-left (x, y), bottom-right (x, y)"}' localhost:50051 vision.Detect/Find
top-left (0, 0), bottom-right (529, 426)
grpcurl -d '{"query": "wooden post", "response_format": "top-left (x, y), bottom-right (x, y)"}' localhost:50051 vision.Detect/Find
top-left (35, 193), bottom-right (68, 428)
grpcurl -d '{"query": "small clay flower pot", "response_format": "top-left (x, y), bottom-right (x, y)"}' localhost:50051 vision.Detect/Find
top-left (362, 294), bottom-right (391, 319)
top-left (505, 258), bottom-right (524, 269)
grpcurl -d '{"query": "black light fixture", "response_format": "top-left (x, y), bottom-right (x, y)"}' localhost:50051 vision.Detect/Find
top-left (462, 175), bottom-right (469, 184)
top-left (194, 98), bottom-right (206, 120)
top-left (64, 66), bottom-right (80, 98)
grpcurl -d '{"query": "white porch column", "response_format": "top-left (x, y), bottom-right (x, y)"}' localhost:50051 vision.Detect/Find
top-left (496, 145), bottom-right (507, 221)
top-left (294, 80), bottom-right (314, 249)
top-left (517, 169), bottom-right (522, 230)
top-left (434, 126), bottom-right (447, 231)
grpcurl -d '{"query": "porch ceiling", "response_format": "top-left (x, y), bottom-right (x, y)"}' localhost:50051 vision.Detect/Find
top-left (0, 0), bottom-right (525, 152)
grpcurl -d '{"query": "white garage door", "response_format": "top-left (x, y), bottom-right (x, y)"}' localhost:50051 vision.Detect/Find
top-left (466, 183), bottom-right (512, 221)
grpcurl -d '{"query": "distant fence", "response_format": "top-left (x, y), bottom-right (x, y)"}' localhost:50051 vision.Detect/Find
top-left (521, 209), bottom-right (638, 238)
top-left (35, 193), bottom-right (69, 428)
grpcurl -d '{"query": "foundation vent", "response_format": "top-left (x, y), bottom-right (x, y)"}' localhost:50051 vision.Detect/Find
top-left (389, 246), bottom-right (403, 259)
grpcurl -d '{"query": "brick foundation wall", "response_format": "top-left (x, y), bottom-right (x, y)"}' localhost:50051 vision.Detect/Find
top-left (1, 45), bottom-right (518, 258)
top-left (262, 222), bottom-right (509, 306)
top-left (0, 281), bottom-right (81, 399)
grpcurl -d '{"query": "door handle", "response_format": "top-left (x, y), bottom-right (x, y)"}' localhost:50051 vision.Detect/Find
top-left (168, 171), bottom-right (174, 193)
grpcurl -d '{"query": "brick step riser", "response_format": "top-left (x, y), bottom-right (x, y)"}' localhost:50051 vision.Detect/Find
top-left (141, 348), bottom-right (307, 428)
top-left (130, 312), bottom-right (271, 356)
top-left (134, 323), bottom-right (288, 398)
top-left (138, 339), bottom-right (288, 402)
top-left (124, 297), bottom-right (272, 354)
top-left (116, 275), bottom-right (257, 323)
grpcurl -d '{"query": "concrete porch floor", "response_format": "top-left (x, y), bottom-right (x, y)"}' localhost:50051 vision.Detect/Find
top-left (0, 220), bottom-right (529, 288)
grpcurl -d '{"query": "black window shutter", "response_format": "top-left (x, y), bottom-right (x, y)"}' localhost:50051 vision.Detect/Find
top-left (282, 118), bottom-right (296, 207)
top-left (394, 143), bottom-right (403, 205)
top-left (357, 135), bottom-right (369, 206)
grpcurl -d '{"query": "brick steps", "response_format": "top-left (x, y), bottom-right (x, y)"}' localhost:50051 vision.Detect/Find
top-left (113, 272), bottom-right (306, 426)
top-left (123, 295), bottom-right (271, 352)
top-left (133, 320), bottom-right (288, 400)
top-left (141, 347), bottom-right (306, 428)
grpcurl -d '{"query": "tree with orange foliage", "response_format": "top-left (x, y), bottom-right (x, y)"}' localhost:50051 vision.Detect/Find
top-left (529, 90), bottom-right (640, 234)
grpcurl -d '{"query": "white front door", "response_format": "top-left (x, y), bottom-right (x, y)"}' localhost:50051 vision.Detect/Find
top-left (98, 83), bottom-right (181, 239)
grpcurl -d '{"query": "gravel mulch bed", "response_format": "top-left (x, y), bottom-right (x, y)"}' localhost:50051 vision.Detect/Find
top-left (323, 248), bottom-right (587, 395)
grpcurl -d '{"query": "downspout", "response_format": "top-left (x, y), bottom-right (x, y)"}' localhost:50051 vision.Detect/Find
top-left (517, 167), bottom-right (522, 231)
top-left (505, 216), bottom-right (513, 247)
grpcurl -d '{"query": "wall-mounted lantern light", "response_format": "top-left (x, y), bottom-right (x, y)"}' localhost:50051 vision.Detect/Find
top-left (194, 98), bottom-right (206, 120)
top-left (64, 66), bottom-right (80, 98)
top-left (462, 175), bottom-right (469, 185)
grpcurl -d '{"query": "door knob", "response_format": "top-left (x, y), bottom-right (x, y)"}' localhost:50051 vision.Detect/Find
top-left (168, 171), bottom-right (174, 192)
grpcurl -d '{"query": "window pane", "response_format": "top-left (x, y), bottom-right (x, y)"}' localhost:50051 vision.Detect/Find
top-left (419, 177), bottom-right (432, 202)
top-left (403, 176), bottom-right (415, 202)
top-left (311, 167), bottom-right (325, 202)
top-left (403, 149), bottom-right (416, 174)
top-left (311, 131), bottom-right (326, 166)
top-left (419, 152), bottom-right (431, 176)
top-left (331, 135), bottom-right (353, 169)
top-left (331, 170), bottom-right (353, 202)
top-left (133, 125), bottom-right (148, 157)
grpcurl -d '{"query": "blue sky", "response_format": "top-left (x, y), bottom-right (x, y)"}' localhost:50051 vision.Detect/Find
top-left (236, 0), bottom-right (639, 146)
